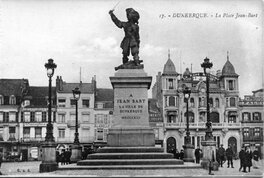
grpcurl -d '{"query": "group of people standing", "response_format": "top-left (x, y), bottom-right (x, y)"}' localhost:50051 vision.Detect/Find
top-left (171, 149), bottom-right (184, 160)
top-left (216, 144), bottom-right (261, 173)
top-left (56, 148), bottom-right (72, 165)
top-left (239, 146), bottom-right (260, 173)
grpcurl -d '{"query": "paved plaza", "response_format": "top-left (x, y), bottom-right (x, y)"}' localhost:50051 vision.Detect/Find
top-left (0, 159), bottom-right (263, 177)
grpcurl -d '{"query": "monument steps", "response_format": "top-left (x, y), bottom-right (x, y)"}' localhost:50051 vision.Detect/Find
top-left (60, 163), bottom-right (201, 170)
top-left (77, 159), bottom-right (183, 166)
top-left (87, 152), bottom-right (174, 160)
top-left (97, 146), bottom-right (164, 153)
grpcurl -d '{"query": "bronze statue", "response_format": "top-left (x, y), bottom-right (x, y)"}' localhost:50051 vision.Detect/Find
top-left (109, 8), bottom-right (143, 70)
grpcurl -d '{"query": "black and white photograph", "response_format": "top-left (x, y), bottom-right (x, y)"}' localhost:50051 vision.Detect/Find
top-left (0, 0), bottom-right (263, 177)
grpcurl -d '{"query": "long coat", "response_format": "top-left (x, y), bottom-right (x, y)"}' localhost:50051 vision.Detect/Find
top-left (244, 151), bottom-right (252, 167)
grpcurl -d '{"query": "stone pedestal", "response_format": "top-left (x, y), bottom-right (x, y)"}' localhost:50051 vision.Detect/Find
top-left (39, 141), bottom-right (58, 173)
top-left (71, 144), bottom-right (82, 163)
top-left (108, 69), bottom-right (154, 147)
top-left (183, 143), bottom-right (194, 162)
top-left (200, 139), bottom-right (219, 170)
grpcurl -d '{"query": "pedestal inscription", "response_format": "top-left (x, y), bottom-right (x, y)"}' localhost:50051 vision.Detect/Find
top-left (107, 69), bottom-right (155, 147)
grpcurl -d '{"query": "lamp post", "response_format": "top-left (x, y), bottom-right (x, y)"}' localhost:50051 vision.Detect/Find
top-left (182, 87), bottom-right (194, 162)
top-left (200, 57), bottom-right (218, 170)
top-left (40, 59), bottom-right (58, 172)
top-left (72, 87), bottom-right (81, 144)
top-left (70, 87), bottom-right (82, 162)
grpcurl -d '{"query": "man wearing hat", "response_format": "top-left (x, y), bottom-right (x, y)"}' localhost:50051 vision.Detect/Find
top-left (218, 144), bottom-right (226, 167)
top-left (226, 144), bottom-right (234, 168)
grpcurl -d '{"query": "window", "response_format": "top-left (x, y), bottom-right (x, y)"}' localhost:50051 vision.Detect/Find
top-left (154, 129), bottom-right (159, 139)
top-left (82, 99), bottom-right (90, 108)
top-left (226, 98), bottom-right (229, 107)
top-left (58, 129), bottom-right (65, 138)
top-left (211, 112), bottom-right (219, 123)
top-left (199, 97), bottom-right (205, 107)
top-left (243, 128), bottom-right (249, 137)
top-left (228, 111), bottom-right (237, 123)
top-left (58, 99), bottom-right (66, 107)
top-left (96, 103), bottom-right (104, 109)
top-left (53, 111), bottom-right (56, 122)
top-left (23, 127), bottom-right (30, 139)
top-left (0, 128), bottom-right (3, 141)
top-left (95, 114), bottom-right (105, 125)
top-left (215, 98), bottom-right (220, 108)
top-left (168, 96), bottom-right (175, 106)
top-left (58, 114), bottom-right (66, 123)
top-left (82, 113), bottom-right (90, 123)
top-left (242, 112), bottom-right (250, 122)
top-left (199, 112), bottom-right (206, 122)
top-left (254, 128), bottom-right (260, 137)
top-left (230, 97), bottom-right (236, 107)
top-left (228, 80), bottom-right (234, 90)
top-left (30, 112), bottom-right (35, 122)
top-left (35, 112), bottom-right (42, 122)
top-left (96, 128), bottom-right (103, 141)
top-left (24, 112), bottom-right (30, 122)
top-left (3, 112), bottom-right (9, 122)
top-left (9, 127), bottom-right (16, 140)
top-left (184, 112), bottom-right (194, 123)
top-left (168, 79), bottom-right (174, 89)
top-left (190, 98), bottom-right (194, 107)
top-left (35, 127), bottom-right (42, 138)
top-left (42, 112), bottom-right (47, 122)
top-left (209, 98), bottom-right (213, 107)
top-left (253, 112), bottom-right (261, 121)
top-left (0, 112), bottom-right (3, 122)
top-left (9, 112), bottom-right (16, 122)
top-left (70, 99), bottom-right (76, 107)
top-left (0, 95), bottom-right (3, 105)
top-left (9, 95), bottom-right (16, 105)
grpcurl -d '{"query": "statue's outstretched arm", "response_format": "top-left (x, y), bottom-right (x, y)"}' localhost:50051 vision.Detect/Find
top-left (109, 10), bottom-right (123, 29)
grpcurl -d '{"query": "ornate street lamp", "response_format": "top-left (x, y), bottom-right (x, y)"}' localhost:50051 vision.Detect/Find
top-left (40, 59), bottom-right (58, 172)
top-left (70, 87), bottom-right (82, 162)
top-left (201, 57), bottom-right (213, 141)
top-left (200, 57), bottom-right (218, 170)
top-left (72, 87), bottom-right (81, 144)
top-left (45, 59), bottom-right (57, 142)
top-left (182, 87), bottom-right (194, 162)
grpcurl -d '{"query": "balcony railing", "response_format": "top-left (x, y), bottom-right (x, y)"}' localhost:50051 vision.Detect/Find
top-left (22, 137), bottom-right (45, 142)
top-left (56, 136), bottom-right (95, 143)
top-left (243, 136), bottom-right (263, 142)
top-left (67, 121), bottom-right (80, 128)
top-left (165, 122), bottom-right (241, 129)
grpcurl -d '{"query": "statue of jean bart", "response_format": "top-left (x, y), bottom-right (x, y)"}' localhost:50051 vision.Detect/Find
top-left (109, 8), bottom-right (143, 71)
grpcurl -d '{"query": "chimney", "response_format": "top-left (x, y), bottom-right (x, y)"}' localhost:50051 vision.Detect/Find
top-left (92, 75), bottom-right (97, 95)
top-left (59, 76), bottom-right (63, 91)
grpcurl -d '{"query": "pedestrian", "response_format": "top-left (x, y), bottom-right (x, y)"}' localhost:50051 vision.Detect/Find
top-left (239, 147), bottom-right (246, 172)
top-left (60, 149), bottom-right (66, 165)
top-left (195, 147), bottom-right (202, 164)
top-left (179, 149), bottom-right (184, 160)
top-left (65, 148), bottom-right (71, 164)
top-left (252, 147), bottom-right (260, 169)
top-left (226, 145), bottom-right (234, 168)
top-left (218, 144), bottom-right (226, 167)
top-left (245, 147), bottom-right (253, 172)
top-left (56, 150), bottom-right (60, 164)
top-left (174, 149), bottom-right (180, 159)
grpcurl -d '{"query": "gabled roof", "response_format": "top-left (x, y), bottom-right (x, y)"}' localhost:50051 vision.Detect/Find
top-left (24, 86), bottom-right (56, 107)
top-left (58, 83), bottom-right (94, 94)
top-left (0, 79), bottom-right (28, 96)
top-left (95, 88), bottom-right (114, 102)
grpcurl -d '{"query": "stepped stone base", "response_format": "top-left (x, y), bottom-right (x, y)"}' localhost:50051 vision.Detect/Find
top-left (76, 147), bottom-right (184, 169)
top-left (107, 127), bottom-right (155, 147)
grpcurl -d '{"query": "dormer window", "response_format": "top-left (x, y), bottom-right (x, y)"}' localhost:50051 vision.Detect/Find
top-left (227, 80), bottom-right (235, 90)
top-left (9, 95), bottom-right (16, 105)
top-left (23, 100), bottom-right (30, 107)
top-left (168, 79), bottom-right (174, 89)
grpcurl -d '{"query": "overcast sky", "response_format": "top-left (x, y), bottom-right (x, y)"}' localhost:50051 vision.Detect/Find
top-left (0, 0), bottom-right (262, 98)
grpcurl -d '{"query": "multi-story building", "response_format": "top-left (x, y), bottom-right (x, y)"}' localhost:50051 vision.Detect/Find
top-left (20, 86), bottom-right (56, 161)
top-left (94, 88), bottom-right (114, 149)
top-left (0, 79), bottom-right (29, 161)
top-left (55, 76), bottom-right (95, 151)
top-left (239, 88), bottom-right (263, 158)
top-left (152, 54), bottom-right (241, 156)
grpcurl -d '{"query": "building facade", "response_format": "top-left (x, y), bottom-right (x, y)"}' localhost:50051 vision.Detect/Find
top-left (239, 89), bottom-right (263, 158)
top-left (152, 54), bottom-right (241, 157)
top-left (0, 79), bottom-right (29, 161)
top-left (55, 76), bottom-right (95, 151)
